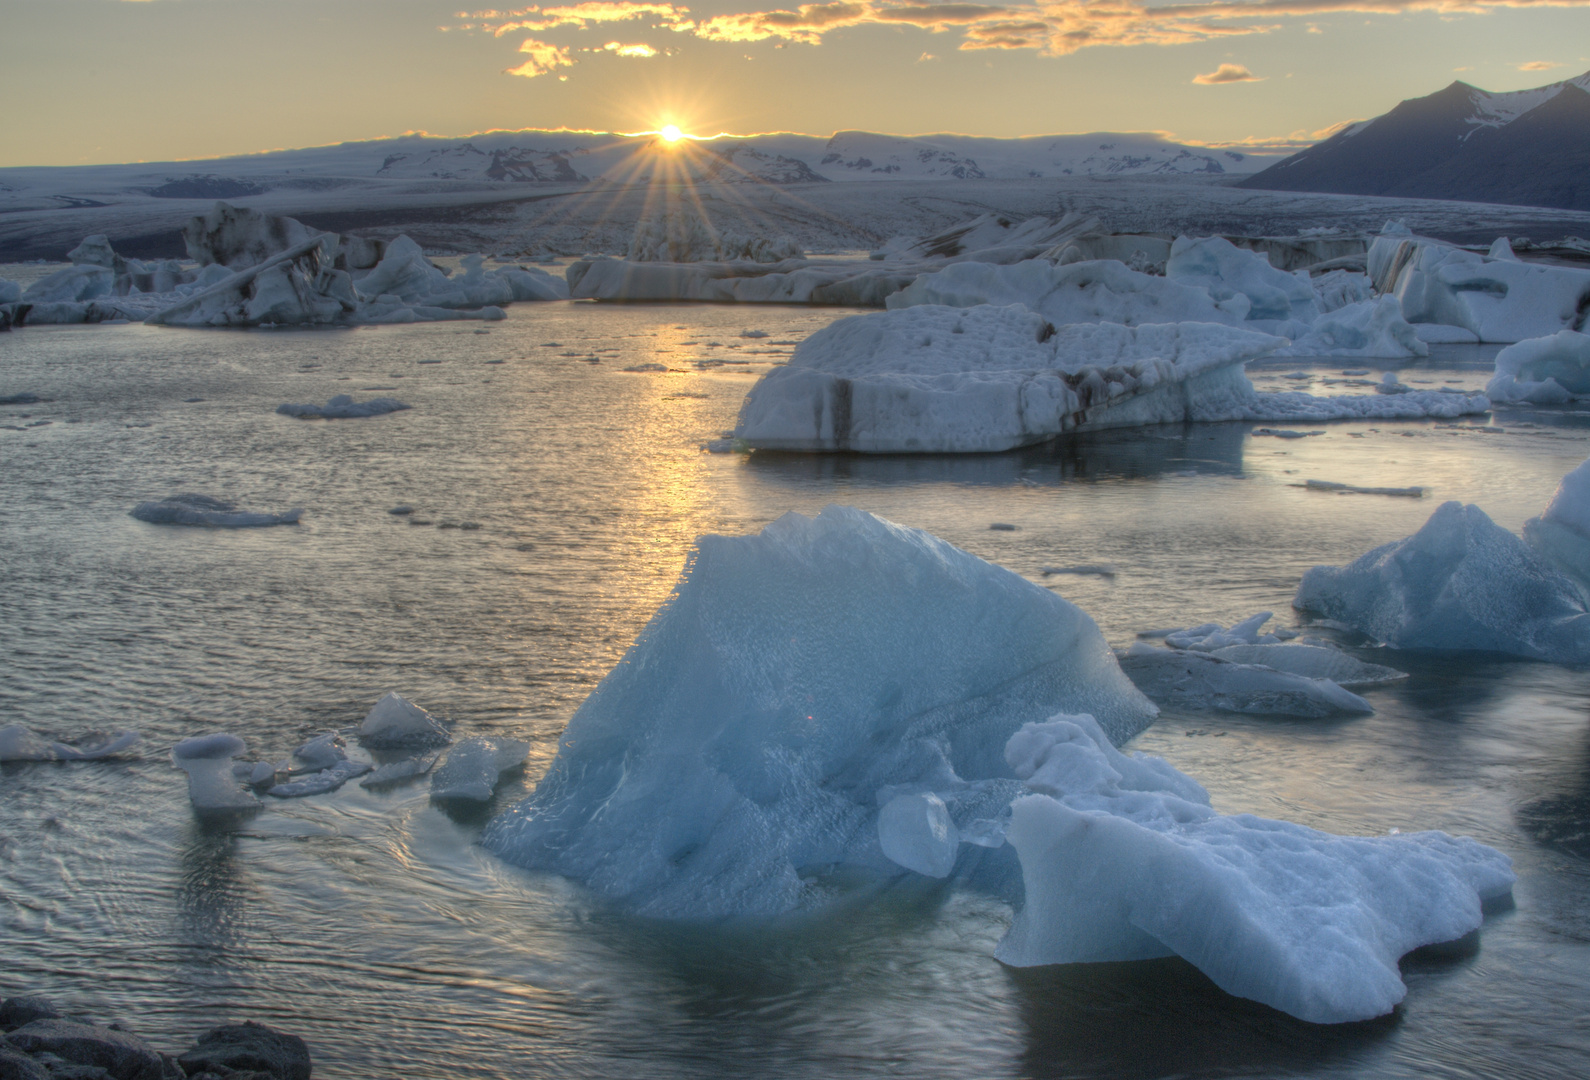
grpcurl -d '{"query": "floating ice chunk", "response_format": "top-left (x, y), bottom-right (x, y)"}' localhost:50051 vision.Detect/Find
top-left (734, 305), bottom-right (1284, 453)
top-left (21, 265), bottom-right (114, 304)
top-left (1295, 501), bottom-right (1590, 663)
top-left (1486, 330), bottom-right (1590, 404)
top-left (1487, 237), bottom-right (1518, 261)
top-left (0, 726), bottom-right (140, 762)
top-left (1163, 611), bottom-right (1283, 650)
top-left (268, 759), bottom-right (370, 798)
top-left (1311, 269), bottom-right (1374, 313)
top-left (1165, 236), bottom-right (1320, 323)
top-left (354, 238), bottom-right (568, 309)
top-left (292, 733), bottom-right (347, 772)
top-left (360, 751), bottom-right (442, 788)
top-left (1523, 454), bottom-right (1590, 595)
top-left (1118, 643), bottom-right (1373, 717)
top-left (1208, 644), bottom-right (1407, 688)
top-left (483, 506), bottom-right (1156, 917)
top-left (888, 258), bottom-right (1248, 327)
top-left (147, 234), bottom-right (355, 327)
top-left (995, 715), bottom-right (1515, 1024)
top-left (430, 736), bottom-right (529, 802)
top-left (183, 203), bottom-right (325, 269)
top-left (130, 493), bottom-right (303, 528)
top-left (0, 279), bottom-right (20, 304)
top-left (276, 395), bottom-right (411, 420)
top-left (1279, 297), bottom-right (1428, 359)
top-left (358, 692), bottom-right (451, 750)
top-left (1369, 233), bottom-right (1590, 343)
top-left (1041, 564), bottom-right (1116, 578)
top-left (629, 211), bottom-right (803, 264)
top-left (173, 734), bottom-right (258, 811)
top-left (1304, 479), bottom-right (1426, 497)
top-left (877, 792), bottom-right (960, 878)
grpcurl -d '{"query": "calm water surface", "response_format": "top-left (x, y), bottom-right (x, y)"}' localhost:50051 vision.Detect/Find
top-left (2, 302), bottom-right (1588, 1079)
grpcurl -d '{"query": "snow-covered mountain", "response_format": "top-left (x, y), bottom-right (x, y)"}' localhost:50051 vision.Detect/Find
top-left (1239, 71), bottom-right (1590, 210)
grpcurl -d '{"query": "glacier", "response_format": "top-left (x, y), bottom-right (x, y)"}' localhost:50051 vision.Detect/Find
top-left (482, 506), bottom-right (1158, 917)
top-left (996, 715), bottom-right (1515, 1024)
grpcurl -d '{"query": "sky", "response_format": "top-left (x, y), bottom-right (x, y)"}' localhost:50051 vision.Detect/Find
top-left (2, 0), bottom-right (1588, 167)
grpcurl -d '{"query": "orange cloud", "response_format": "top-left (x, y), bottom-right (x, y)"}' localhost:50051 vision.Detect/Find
top-left (506, 37), bottom-right (576, 75)
top-left (1517, 59), bottom-right (1561, 69)
top-left (1193, 61), bottom-right (1261, 82)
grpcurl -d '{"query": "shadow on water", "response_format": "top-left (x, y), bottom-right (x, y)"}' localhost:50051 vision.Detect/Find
top-left (1516, 719), bottom-right (1590, 860)
top-left (176, 818), bottom-right (256, 951)
top-left (744, 423), bottom-right (1250, 491)
top-left (1008, 957), bottom-right (1396, 1080)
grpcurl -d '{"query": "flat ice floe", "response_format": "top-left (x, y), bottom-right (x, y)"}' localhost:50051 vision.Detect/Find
top-left (276, 395), bottom-right (410, 420)
top-left (430, 736), bottom-right (529, 802)
top-left (733, 305), bottom-right (1487, 453)
top-left (130, 494), bottom-right (303, 527)
top-left (1117, 644), bottom-right (1373, 717)
top-left (483, 506), bottom-right (1157, 917)
top-left (996, 715), bottom-right (1515, 1024)
top-left (1296, 500), bottom-right (1590, 663)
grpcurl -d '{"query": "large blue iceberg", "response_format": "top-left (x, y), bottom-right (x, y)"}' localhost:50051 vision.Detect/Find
top-left (483, 506), bottom-right (1158, 917)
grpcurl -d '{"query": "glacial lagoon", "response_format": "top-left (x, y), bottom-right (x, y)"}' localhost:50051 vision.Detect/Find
top-left (3, 301), bottom-right (1589, 1078)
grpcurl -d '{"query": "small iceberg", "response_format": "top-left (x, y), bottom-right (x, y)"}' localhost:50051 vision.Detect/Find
top-left (276, 395), bottom-right (410, 420)
top-left (131, 494), bottom-right (302, 528)
top-left (172, 734), bottom-right (259, 812)
top-left (995, 714), bottom-right (1515, 1024)
top-left (357, 692), bottom-right (451, 750)
top-left (1296, 500), bottom-right (1590, 663)
top-left (1486, 329), bottom-right (1590, 404)
top-left (430, 737), bottom-right (529, 802)
top-left (1117, 644), bottom-right (1373, 718)
top-left (0, 726), bottom-right (140, 762)
top-left (1523, 454), bottom-right (1590, 590)
top-left (360, 751), bottom-right (442, 788)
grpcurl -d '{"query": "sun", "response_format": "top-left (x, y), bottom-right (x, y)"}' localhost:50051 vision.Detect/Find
top-left (659, 124), bottom-right (683, 143)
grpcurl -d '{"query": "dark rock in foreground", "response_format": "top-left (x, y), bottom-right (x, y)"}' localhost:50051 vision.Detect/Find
top-left (178, 1023), bottom-right (310, 1080)
top-left (6, 1020), bottom-right (172, 1080)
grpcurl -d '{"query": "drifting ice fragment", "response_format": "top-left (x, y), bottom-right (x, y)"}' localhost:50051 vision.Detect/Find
top-left (276, 395), bottom-right (410, 420)
top-left (291, 733), bottom-right (347, 772)
top-left (483, 506), bottom-right (1156, 917)
top-left (1295, 501), bottom-right (1590, 663)
top-left (1486, 330), bottom-right (1590, 404)
top-left (431, 737), bottom-right (529, 802)
top-left (1523, 455), bottom-right (1590, 594)
top-left (1207, 644), bottom-right (1406, 688)
top-left (358, 692), bottom-right (451, 750)
top-left (268, 759), bottom-right (370, 798)
top-left (131, 493), bottom-right (302, 528)
top-left (995, 715), bottom-right (1515, 1024)
top-left (1304, 479), bottom-right (1426, 497)
top-left (877, 792), bottom-right (961, 878)
top-left (1164, 235), bottom-right (1320, 323)
top-left (0, 726), bottom-right (140, 762)
top-left (173, 734), bottom-right (258, 811)
top-left (1118, 643), bottom-right (1373, 717)
top-left (360, 752), bottom-right (442, 788)
top-left (1278, 296), bottom-right (1428, 359)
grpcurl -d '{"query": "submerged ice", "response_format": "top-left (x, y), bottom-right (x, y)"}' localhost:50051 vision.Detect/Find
top-left (483, 506), bottom-right (1157, 917)
top-left (996, 715), bottom-right (1515, 1024)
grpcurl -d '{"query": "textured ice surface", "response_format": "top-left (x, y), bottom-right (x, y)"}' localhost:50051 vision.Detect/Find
top-left (483, 506), bottom-right (1157, 917)
top-left (1164, 235), bottom-right (1320, 322)
top-left (887, 259), bottom-right (1248, 327)
top-left (1161, 611), bottom-right (1291, 650)
top-left (1118, 644), bottom-right (1373, 717)
top-left (877, 793), bottom-right (960, 877)
top-left (291, 733), bottom-right (347, 772)
top-left (0, 726), bottom-right (140, 762)
top-left (357, 692), bottom-right (451, 749)
top-left (360, 751), bottom-right (442, 788)
top-left (431, 737), bottom-right (529, 802)
top-left (1208, 644), bottom-right (1407, 688)
top-left (1296, 501), bottom-right (1590, 663)
top-left (1370, 232), bottom-right (1590, 343)
top-left (735, 304), bottom-right (1487, 453)
top-left (173, 734), bottom-right (258, 811)
top-left (1523, 455), bottom-right (1590, 597)
top-left (130, 493), bottom-right (303, 528)
top-left (268, 759), bottom-right (371, 798)
top-left (1486, 330), bottom-right (1590, 404)
top-left (995, 715), bottom-right (1515, 1024)
top-left (276, 395), bottom-right (410, 420)
top-left (1278, 296), bottom-right (1428, 359)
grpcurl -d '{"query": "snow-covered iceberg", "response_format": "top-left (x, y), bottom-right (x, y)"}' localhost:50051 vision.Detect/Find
top-left (482, 506), bottom-right (1157, 917)
top-left (733, 305), bottom-right (1488, 453)
top-left (1295, 501), bottom-right (1590, 663)
top-left (276, 395), bottom-right (410, 420)
top-left (996, 715), bottom-right (1515, 1024)
top-left (1486, 329), bottom-right (1590, 404)
top-left (130, 493), bottom-right (303, 527)
top-left (1370, 230), bottom-right (1590, 343)
top-left (1164, 235), bottom-right (1320, 323)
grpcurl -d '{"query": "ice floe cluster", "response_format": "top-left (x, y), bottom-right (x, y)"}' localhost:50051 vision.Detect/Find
top-left (0, 203), bottom-right (568, 328)
top-left (479, 506), bottom-right (1514, 1024)
top-left (0, 726), bottom-right (140, 762)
